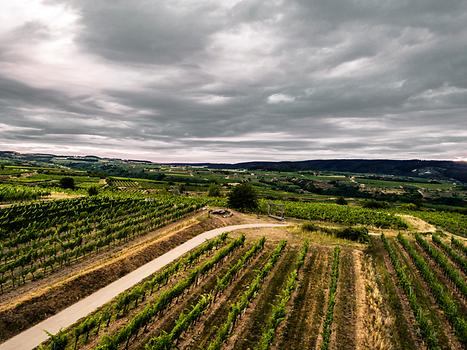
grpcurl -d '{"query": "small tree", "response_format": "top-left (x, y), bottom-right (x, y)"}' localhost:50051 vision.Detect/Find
top-left (178, 183), bottom-right (186, 194)
top-left (362, 199), bottom-right (388, 209)
top-left (208, 183), bottom-right (221, 197)
top-left (228, 183), bottom-right (258, 212)
top-left (335, 196), bottom-right (348, 205)
top-left (88, 186), bottom-right (98, 196)
top-left (59, 177), bottom-right (75, 189)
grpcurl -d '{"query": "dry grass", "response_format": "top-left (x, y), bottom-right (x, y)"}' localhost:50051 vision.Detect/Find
top-left (359, 252), bottom-right (394, 350)
top-left (292, 226), bottom-right (367, 248)
top-left (397, 214), bottom-right (436, 233)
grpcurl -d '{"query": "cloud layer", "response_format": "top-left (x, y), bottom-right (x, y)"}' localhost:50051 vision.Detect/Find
top-left (1, 0), bottom-right (466, 162)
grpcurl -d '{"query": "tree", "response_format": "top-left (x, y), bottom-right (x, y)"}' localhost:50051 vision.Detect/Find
top-left (228, 183), bottom-right (258, 212)
top-left (208, 184), bottom-right (221, 197)
top-left (88, 186), bottom-right (98, 196)
top-left (335, 196), bottom-right (348, 205)
top-left (178, 183), bottom-right (186, 194)
top-left (59, 177), bottom-right (75, 189)
top-left (362, 199), bottom-right (388, 209)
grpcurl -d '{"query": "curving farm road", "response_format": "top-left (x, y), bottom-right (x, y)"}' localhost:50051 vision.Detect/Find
top-left (0, 223), bottom-right (288, 350)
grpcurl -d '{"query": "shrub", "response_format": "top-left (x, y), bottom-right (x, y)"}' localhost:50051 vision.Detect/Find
top-left (362, 199), bottom-right (388, 209)
top-left (402, 203), bottom-right (419, 210)
top-left (302, 222), bottom-right (319, 232)
top-left (208, 184), bottom-right (221, 197)
top-left (59, 177), bottom-right (75, 189)
top-left (335, 196), bottom-right (348, 205)
top-left (335, 226), bottom-right (369, 243)
top-left (88, 186), bottom-right (99, 196)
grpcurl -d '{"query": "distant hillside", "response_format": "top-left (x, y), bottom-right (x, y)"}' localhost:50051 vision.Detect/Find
top-left (1, 151), bottom-right (465, 183)
top-left (197, 159), bottom-right (467, 183)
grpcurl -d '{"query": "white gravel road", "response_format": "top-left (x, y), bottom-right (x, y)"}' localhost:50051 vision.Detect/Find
top-left (0, 223), bottom-right (287, 350)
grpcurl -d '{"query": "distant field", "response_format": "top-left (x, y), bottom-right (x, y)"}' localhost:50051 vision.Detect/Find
top-left (356, 177), bottom-right (455, 190)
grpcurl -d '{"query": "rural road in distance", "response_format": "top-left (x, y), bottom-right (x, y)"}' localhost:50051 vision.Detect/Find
top-left (0, 222), bottom-right (288, 350)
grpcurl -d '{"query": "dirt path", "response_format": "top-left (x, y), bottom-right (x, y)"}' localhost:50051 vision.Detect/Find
top-left (0, 223), bottom-right (287, 350)
top-left (332, 249), bottom-right (357, 350)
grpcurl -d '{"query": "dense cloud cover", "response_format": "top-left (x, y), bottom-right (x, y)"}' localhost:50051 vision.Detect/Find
top-left (0, 0), bottom-right (466, 162)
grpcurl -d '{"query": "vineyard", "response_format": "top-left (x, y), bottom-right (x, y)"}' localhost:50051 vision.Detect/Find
top-left (261, 199), bottom-right (408, 229)
top-left (378, 233), bottom-right (467, 349)
top-left (0, 195), bottom-right (212, 292)
top-left (409, 210), bottom-right (467, 237)
top-left (107, 178), bottom-right (142, 192)
top-left (0, 184), bottom-right (50, 202)
top-left (27, 224), bottom-right (466, 350)
top-left (35, 233), bottom-right (352, 350)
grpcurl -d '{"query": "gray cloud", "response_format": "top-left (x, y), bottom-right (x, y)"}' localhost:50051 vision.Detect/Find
top-left (0, 0), bottom-right (466, 162)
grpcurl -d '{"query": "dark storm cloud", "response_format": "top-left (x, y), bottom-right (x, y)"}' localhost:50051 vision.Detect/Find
top-left (0, 0), bottom-right (466, 161)
top-left (73, 1), bottom-right (225, 65)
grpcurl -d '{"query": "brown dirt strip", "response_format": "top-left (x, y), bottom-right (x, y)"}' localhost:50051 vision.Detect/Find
top-left (273, 247), bottom-right (330, 350)
top-left (394, 239), bottom-right (463, 350)
top-left (223, 246), bottom-right (296, 350)
top-left (369, 237), bottom-right (422, 350)
top-left (176, 244), bottom-right (272, 349)
top-left (354, 250), bottom-right (366, 349)
top-left (0, 212), bottom-right (232, 342)
top-left (329, 249), bottom-right (357, 350)
top-left (356, 251), bottom-right (394, 350)
top-left (0, 209), bottom-right (256, 308)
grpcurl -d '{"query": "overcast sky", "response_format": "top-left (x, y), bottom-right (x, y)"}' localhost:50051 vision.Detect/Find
top-left (1, 0), bottom-right (466, 162)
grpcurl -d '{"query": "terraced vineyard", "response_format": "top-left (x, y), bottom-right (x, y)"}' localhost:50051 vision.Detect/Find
top-left (0, 196), bottom-right (210, 292)
top-left (107, 178), bottom-right (142, 192)
top-left (0, 184), bottom-right (50, 202)
top-left (31, 228), bottom-right (464, 350)
top-left (36, 234), bottom-right (339, 350)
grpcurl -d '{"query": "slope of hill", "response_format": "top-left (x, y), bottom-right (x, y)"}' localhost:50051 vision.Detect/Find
top-left (197, 159), bottom-right (467, 183)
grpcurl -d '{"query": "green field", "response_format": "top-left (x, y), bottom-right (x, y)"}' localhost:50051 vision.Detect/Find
top-left (0, 158), bottom-right (465, 350)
